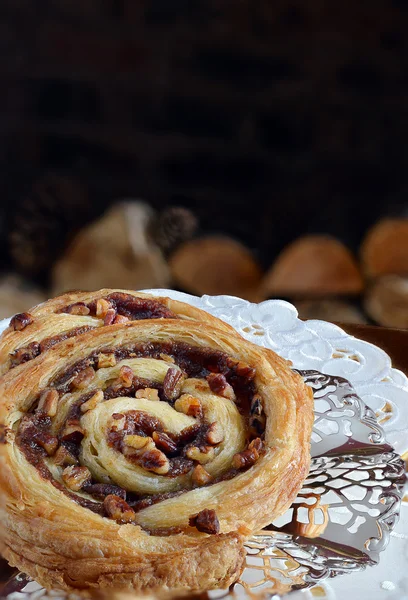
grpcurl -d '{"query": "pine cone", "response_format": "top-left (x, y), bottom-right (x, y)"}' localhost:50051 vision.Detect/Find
top-left (9, 173), bottom-right (89, 278)
top-left (151, 207), bottom-right (198, 255)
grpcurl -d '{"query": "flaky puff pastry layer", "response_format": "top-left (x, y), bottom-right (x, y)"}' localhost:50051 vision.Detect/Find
top-left (0, 288), bottom-right (236, 375)
top-left (0, 313), bottom-right (313, 594)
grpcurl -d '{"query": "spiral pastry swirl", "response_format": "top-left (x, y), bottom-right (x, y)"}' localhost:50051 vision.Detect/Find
top-left (0, 291), bottom-right (313, 594)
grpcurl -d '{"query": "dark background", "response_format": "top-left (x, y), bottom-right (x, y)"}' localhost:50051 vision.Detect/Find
top-left (1, 0), bottom-right (407, 282)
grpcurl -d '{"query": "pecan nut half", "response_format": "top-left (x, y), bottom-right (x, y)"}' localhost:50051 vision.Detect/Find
top-left (10, 312), bottom-right (33, 331)
top-left (103, 495), bottom-right (136, 523)
top-left (163, 368), bottom-right (185, 401)
top-left (189, 508), bottom-right (220, 534)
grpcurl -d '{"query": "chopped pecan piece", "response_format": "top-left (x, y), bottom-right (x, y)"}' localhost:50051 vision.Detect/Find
top-left (10, 342), bottom-right (41, 367)
top-left (61, 419), bottom-right (85, 443)
top-left (96, 298), bottom-right (112, 318)
top-left (104, 495), bottom-right (136, 523)
top-left (37, 389), bottom-right (59, 417)
top-left (176, 423), bottom-right (201, 444)
top-left (139, 449), bottom-right (170, 474)
top-left (192, 464), bottom-right (212, 486)
top-left (174, 394), bottom-right (202, 418)
top-left (105, 377), bottom-right (123, 396)
top-left (123, 434), bottom-right (151, 450)
top-left (65, 302), bottom-right (90, 316)
top-left (119, 365), bottom-right (134, 387)
top-left (97, 352), bottom-right (117, 368)
top-left (152, 431), bottom-right (178, 455)
top-left (189, 509), bottom-right (219, 534)
top-left (135, 388), bottom-right (160, 401)
top-left (186, 445), bottom-right (215, 464)
top-left (107, 292), bottom-right (177, 319)
top-left (232, 449), bottom-right (256, 470)
top-left (62, 466), bottom-right (91, 491)
top-left (80, 390), bottom-right (104, 413)
top-left (163, 367), bottom-right (185, 401)
top-left (35, 431), bottom-right (59, 456)
top-left (122, 442), bottom-right (153, 458)
top-left (206, 422), bottom-right (224, 445)
top-left (207, 373), bottom-right (236, 401)
top-left (113, 314), bottom-right (129, 324)
top-left (18, 416), bottom-right (55, 453)
top-left (232, 438), bottom-right (264, 469)
top-left (104, 308), bottom-right (117, 325)
top-left (54, 445), bottom-right (78, 466)
top-left (248, 437), bottom-right (264, 453)
top-left (71, 367), bottom-right (95, 390)
top-left (84, 483), bottom-right (126, 501)
top-left (10, 312), bottom-right (33, 331)
top-left (229, 360), bottom-right (256, 380)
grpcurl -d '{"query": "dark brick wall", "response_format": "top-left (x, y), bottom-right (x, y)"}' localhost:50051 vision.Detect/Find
top-left (1, 0), bottom-right (408, 268)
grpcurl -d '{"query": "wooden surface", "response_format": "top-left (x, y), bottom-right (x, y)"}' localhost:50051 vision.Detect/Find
top-left (0, 323), bottom-right (407, 590)
top-left (334, 322), bottom-right (408, 376)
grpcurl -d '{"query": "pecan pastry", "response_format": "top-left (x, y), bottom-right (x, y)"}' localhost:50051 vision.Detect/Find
top-left (0, 292), bottom-right (313, 594)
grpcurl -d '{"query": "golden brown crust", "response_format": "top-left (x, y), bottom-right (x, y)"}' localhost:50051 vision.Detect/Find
top-left (2, 530), bottom-right (245, 593)
top-left (0, 293), bottom-right (313, 594)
